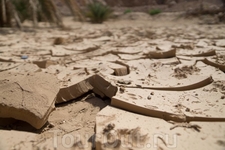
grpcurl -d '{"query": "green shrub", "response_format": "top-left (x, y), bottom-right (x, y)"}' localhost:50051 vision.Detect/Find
top-left (11, 0), bottom-right (30, 22)
top-left (86, 2), bottom-right (113, 23)
top-left (11, 0), bottom-right (46, 22)
top-left (124, 9), bottom-right (132, 14)
top-left (149, 9), bottom-right (162, 16)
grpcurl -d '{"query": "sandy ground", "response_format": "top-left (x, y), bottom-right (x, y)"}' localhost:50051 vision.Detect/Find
top-left (0, 12), bottom-right (225, 150)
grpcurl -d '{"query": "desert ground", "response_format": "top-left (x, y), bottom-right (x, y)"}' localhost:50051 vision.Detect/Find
top-left (0, 11), bottom-right (225, 150)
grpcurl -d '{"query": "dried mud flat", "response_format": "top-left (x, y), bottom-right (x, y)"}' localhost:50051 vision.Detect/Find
top-left (0, 13), bottom-right (225, 150)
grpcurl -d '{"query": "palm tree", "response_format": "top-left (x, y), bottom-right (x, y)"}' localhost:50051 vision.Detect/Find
top-left (0, 0), bottom-right (84, 28)
top-left (0, 0), bottom-right (12, 27)
top-left (63, 0), bottom-right (85, 21)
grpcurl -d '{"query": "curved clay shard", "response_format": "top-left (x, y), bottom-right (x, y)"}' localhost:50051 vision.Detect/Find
top-left (156, 57), bottom-right (180, 65)
top-left (125, 76), bottom-right (213, 91)
top-left (0, 62), bottom-right (21, 72)
top-left (203, 58), bottom-right (225, 71)
top-left (6, 63), bottom-right (40, 73)
top-left (96, 106), bottom-right (225, 150)
top-left (181, 49), bottom-right (216, 57)
top-left (0, 72), bottom-right (59, 129)
top-left (0, 55), bottom-right (24, 63)
top-left (112, 95), bottom-right (225, 123)
top-left (106, 59), bottom-right (213, 90)
top-left (111, 82), bottom-right (225, 122)
top-left (195, 61), bottom-right (225, 81)
top-left (117, 53), bottom-right (146, 60)
top-left (176, 55), bottom-right (204, 61)
top-left (147, 49), bottom-right (176, 59)
top-left (63, 42), bottom-right (100, 54)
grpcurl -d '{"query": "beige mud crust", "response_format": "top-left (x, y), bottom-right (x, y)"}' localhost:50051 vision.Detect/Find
top-left (0, 12), bottom-right (225, 150)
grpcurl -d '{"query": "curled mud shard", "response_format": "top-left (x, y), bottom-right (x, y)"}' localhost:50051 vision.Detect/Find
top-left (0, 72), bottom-right (59, 129)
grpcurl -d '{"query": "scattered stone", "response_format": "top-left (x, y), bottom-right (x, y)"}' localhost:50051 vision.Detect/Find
top-left (53, 37), bottom-right (66, 45)
top-left (21, 55), bottom-right (28, 60)
top-left (119, 87), bottom-right (125, 93)
top-left (103, 123), bottom-right (115, 133)
top-left (117, 79), bottom-right (132, 85)
top-left (185, 108), bottom-right (190, 112)
top-left (173, 65), bottom-right (200, 79)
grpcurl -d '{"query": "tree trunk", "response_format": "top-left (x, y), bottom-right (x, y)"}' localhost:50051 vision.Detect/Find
top-left (0, 0), bottom-right (11, 27)
top-left (9, 1), bottom-right (22, 28)
top-left (50, 0), bottom-right (64, 27)
top-left (64, 0), bottom-right (85, 21)
top-left (29, 0), bottom-right (38, 27)
top-left (38, 0), bottom-right (64, 27)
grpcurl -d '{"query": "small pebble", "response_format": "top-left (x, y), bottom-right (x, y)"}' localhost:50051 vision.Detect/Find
top-left (117, 79), bottom-right (131, 85)
top-left (119, 87), bottom-right (125, 93)
top-left (60, 120), bottom-right (66, 124)
top-left (185, 108), bottom-right (190, 112)
top-left (21, 55), bottom-right (28, 59)
top-left (147, 95), bottom-right (151, 100)
top-left (221, 95), bottom-right (225, 99)
top-left (48, 123), bottom-right (55, 128)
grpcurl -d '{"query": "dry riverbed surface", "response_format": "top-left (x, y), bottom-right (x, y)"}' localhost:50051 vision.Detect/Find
top-left (0, 13), bottom-right (225, 150)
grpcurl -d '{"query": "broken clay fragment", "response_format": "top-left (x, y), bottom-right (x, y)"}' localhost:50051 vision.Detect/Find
top-left (0, 71), bottom-right (59, 129)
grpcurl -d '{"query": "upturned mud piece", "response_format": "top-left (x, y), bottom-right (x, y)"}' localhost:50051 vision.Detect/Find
top-left (0, 71), bottom-right (59, 129)
top-left (55, 78), bottom-right (93, 104)
top-left (56, 74), bottom-right (118, 104)
top-left (147, 49), bottom-right (176, 59)
top-left (88, 74), bottom-right (118, 98)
